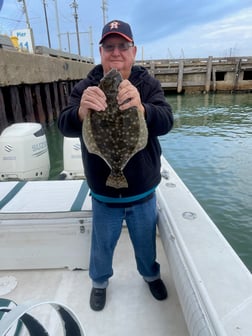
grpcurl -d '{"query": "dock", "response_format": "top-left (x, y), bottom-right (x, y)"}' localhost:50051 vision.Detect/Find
top-left (0, 36), bottom-right (94, 134)
top-left (136, 56), bottom-right (252, 93)
top-left (1, 35), bottom-right (252, 133)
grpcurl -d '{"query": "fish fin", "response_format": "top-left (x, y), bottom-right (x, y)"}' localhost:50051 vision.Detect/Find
top-left (106, 171), bottom-right (128, 189)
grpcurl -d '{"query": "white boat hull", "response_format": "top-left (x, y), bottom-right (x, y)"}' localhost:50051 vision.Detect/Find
top-left (0, 156), bottom-right (251, 335)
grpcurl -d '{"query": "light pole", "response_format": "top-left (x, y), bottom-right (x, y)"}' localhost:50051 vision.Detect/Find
top-left (17, 0), bottom-right (31, 29)
top-left (70, 0), bottom-right (81, 56)
top-left (42, 0), bottom-right (51, 48)
top-left (17, 0), bottom-right (35, 52)
top-left (101, 0), bottom-right (108, 26)
top-left (53, 0), bottom-right (62, 50)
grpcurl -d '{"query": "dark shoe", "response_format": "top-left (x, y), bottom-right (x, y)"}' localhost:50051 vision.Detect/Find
top-left (90, 288), bottom-right (106, 311)
top-left (147, 279), bottom-right (168, 300)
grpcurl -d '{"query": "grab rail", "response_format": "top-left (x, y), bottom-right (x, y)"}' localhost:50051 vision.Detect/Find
top-left (0, 299), bottom-right (86, 336)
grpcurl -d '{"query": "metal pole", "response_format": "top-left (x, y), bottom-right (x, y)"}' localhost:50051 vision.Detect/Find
top-left (17, 0), bottom-right (31, 29)
top-left (67, 32), bottom-right (71, 53)
top-left (17, 0), bottom-right (35, 52)
top-left (89, 26), bottom-right (94, 60)
top-left (53, 0), bottom-right (62, 50)
top-left (70, 0), bottom-right (81, 56)
top-left (42, 0), bottom-right (51, 48)
top-left (101, 0), bottom-right (108, 26)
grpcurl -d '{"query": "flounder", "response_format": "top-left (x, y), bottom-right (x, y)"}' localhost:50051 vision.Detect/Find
top-left (82, 68), bottom-right (148, 189)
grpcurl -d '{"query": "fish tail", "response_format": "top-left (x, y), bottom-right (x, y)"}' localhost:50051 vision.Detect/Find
top-left (106, 171), bottom-right (128, 189)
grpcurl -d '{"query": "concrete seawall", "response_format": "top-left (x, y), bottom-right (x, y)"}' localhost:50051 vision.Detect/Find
top-left (0, 49), bottom-right (94, 133)
top-left (0, 49), bottom-right (94, 86)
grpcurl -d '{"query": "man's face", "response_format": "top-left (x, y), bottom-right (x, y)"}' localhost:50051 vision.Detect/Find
top-left (100, 36), bottom-right (137, 78)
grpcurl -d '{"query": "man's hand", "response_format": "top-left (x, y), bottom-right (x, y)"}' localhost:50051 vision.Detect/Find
top-left (78, 86), bottom-right (107, 121)
top-left (117, 80), bottom-right (145, 114)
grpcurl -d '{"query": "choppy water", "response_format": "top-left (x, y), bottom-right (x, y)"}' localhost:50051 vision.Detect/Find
top-left (46, 93), bottom-right (252, 271)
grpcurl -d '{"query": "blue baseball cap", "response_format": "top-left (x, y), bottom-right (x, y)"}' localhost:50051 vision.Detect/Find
top-left (99, 20), bottom-right (134, 44)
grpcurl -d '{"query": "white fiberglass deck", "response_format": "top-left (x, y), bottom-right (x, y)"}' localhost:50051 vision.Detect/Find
top-left (0, 179), bottom-right (189, 335)
top-left (0, 230), bottom-right (188, 335)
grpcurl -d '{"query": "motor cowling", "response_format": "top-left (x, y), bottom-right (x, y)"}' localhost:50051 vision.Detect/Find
top-left (0, 123), bottom-right (50, 181)
top-left (61, 137), bottom-right (85, 179)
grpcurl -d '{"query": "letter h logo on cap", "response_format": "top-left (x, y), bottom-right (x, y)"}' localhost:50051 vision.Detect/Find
top-left (109, 21), bottom-right (120, 30)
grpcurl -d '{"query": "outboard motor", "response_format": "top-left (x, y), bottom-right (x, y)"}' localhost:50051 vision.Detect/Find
top-left (60, 137), bottom-right (85, 179)
top-left (0, 123), bottom-right (50, 181)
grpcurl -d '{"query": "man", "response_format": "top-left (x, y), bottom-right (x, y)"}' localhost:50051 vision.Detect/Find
top-left (58, 20), bottom-right (173, 311)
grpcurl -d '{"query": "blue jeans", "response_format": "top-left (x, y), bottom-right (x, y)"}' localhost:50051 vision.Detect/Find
top-left (90, 194), bottom-right (160, 288)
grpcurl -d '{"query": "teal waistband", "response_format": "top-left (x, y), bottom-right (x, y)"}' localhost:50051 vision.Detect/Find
top-left (91, 187), bottom-right (156, 204)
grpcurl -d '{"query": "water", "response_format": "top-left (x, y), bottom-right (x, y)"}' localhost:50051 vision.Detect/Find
top-left (161, 93), bottom-right (252, 271)
top-left (46, 93), bottom-right (252, 271)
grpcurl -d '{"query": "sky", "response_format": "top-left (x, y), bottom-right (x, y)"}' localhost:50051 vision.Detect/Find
top-left (0, 0), bottom-right (252, 63)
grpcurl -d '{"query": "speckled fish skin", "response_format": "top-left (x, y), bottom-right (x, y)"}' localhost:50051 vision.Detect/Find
top-left (82, 68), bottom-right (148, 189)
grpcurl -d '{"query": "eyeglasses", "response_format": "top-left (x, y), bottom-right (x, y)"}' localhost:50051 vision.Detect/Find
top-left (101, 42), bottom-right (134, 52)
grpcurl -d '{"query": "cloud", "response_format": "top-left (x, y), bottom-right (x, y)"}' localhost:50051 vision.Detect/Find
top-left (1, 0), bottom-right (252, 61)
top-left (127, 0), bottom-right (252, 44)
top-left (136, 6), bottom-right (252, 59)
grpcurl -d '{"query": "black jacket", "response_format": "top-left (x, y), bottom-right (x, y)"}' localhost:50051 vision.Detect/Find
top-left (58, 64), bottom-right (173, 198)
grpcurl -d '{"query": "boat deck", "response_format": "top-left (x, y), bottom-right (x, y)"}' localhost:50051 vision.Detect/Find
top-left (1, 158), bottom-right (252, 335)
top-left (0, 228), bottom-right (189, 335)
top-left (0, 179), bottom-right (189, 335)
